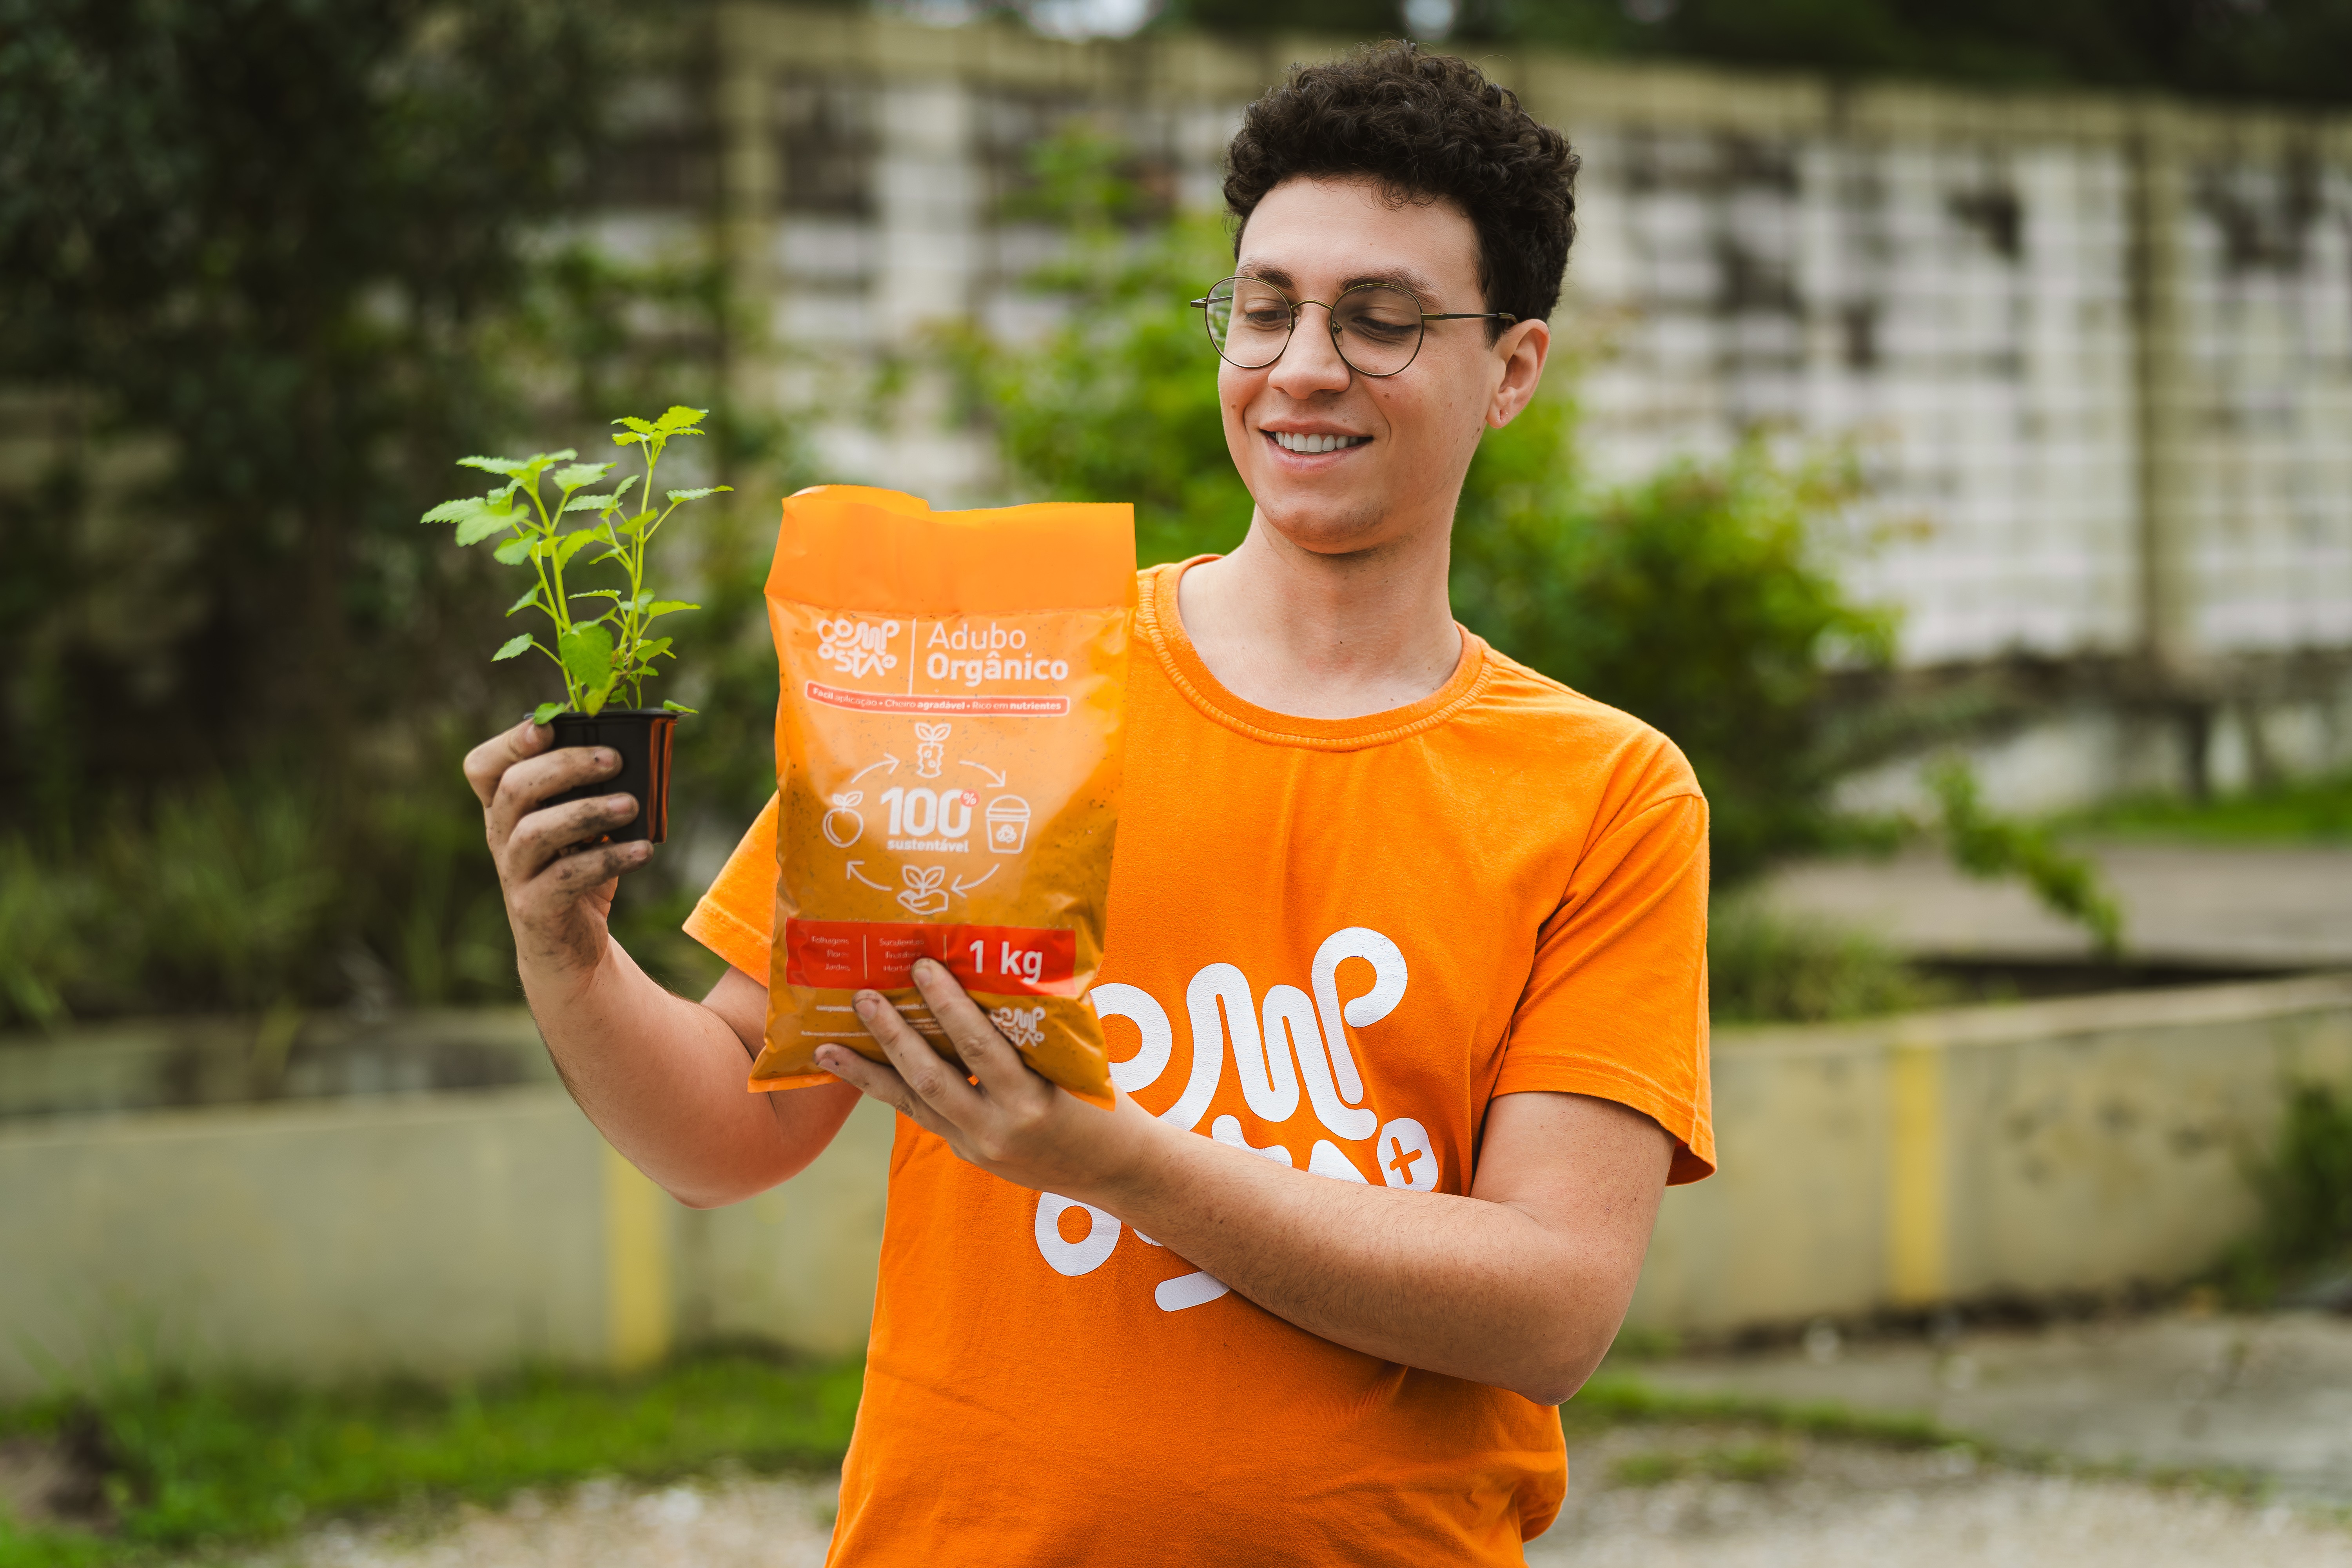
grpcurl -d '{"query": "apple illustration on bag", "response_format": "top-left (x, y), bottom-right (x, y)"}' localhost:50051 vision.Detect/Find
top-left (824, 791), bottom-right (864, 848)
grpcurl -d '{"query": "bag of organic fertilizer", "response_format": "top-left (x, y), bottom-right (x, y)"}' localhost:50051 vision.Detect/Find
top-left (748, 486), bottom-right (1134, 1108)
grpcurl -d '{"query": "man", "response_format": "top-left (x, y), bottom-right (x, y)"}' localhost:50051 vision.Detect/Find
top-left (466, 42), bottom-right (1711, 1566)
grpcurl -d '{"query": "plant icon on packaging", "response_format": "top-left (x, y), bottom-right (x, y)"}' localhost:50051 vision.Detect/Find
top-left (823, 792), bottom-right (864, 847)
top-left (986, 796), bottom-right (1031, 854)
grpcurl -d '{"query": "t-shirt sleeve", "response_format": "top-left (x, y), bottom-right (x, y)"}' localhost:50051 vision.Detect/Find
top-left (682, 793), bottom-right (782, 984)
top-left (1492, 790), bottom-right (1715, 1183)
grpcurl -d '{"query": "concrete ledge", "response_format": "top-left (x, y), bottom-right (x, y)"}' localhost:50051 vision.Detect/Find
top-left (0, 1084), bottom-right (894, 1400)
top-left (7, 975), bottom-right (2348, 1396)
top-left (1630, 972), bottom-right (2352, 1334)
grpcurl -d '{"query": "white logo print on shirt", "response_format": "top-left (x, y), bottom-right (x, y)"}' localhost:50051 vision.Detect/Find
top-left (1034, 926), bottom-right (1439, 1311)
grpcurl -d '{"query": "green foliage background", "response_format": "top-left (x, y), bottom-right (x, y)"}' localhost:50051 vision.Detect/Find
top-left (1147, 0), bottom-right (2352, 108)
top-left (0, 0), bottom-right (792, 1027)
top-left (962, 130), bottom-right (1891, 883)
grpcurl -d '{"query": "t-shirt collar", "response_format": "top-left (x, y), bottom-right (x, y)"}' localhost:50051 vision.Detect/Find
top-left (1138, 556), bottom-right (1494, 752)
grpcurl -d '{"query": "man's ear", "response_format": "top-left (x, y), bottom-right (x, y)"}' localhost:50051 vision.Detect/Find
top-left (1485, 318), bottom-right (1551, 430)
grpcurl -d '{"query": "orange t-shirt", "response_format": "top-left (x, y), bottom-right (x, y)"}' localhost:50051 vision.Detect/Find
top-left (686, 559), bottom-right (1713, 1566)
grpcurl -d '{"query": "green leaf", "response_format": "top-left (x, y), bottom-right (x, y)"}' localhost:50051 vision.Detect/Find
top-left (664, 486), bottom-right (731, 503)
top-left (532, 701), bottom-right (563, 726)
top-left (638, 637), bottom-right (674, 659)
top-left (552, 462), bottom-right (613, 491)
top-left (455, 508), bottom-right (514, 547)
top-left (614, 416), bottom-right (656, 434)
top-left (562, 493), bottom-right (619, 514)
top-left (569, 589), bottom-right (621, 603)
top-left (492, 633), bottom-right (536, 661)
top-left (655, 405), bottom-right (708, 433)
top-left (553, 530), bottom-right (601, 569)
top-left (492, 536), bottom-right (534, 565)
top-left (421, 497), bottom-right (483, 524)
top-left (505, 586), bottom-right (541, 615)
top-left (457, 455), bottom-right (527, 476)
top-left (661, 700), bottom-right (698, 715)
top-left (582, 686), bottom-right (608, 716)
top-left (559, 622), bottom-right (615, 692)
top-left (643, 599), bottom-right (699, 619)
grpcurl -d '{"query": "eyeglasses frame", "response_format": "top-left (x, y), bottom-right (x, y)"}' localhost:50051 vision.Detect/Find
top-left (1188, 274), bottom-right (1519, 378)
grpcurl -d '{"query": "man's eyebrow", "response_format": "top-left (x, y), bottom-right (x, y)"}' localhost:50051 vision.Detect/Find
top-left (1342, 266), bottom-right (1444, 300)
top-left (1232, 261), bottom-right (1450, 303)
top-left (1237, 262), bottom-right (1298, 292)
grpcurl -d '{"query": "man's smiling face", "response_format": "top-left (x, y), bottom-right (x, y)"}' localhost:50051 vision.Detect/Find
top-left (1219, 174), bottom-right (1545, 558)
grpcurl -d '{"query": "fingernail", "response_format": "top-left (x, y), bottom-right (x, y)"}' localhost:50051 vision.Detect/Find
top-left (598, 749), bottom-right (619, 767)
top-left (629, 841), bottom-right (653, 861)
top-left (912, 958), bottom-right (936, 979)
top-left (853, 993), bottom-right (878, 1016)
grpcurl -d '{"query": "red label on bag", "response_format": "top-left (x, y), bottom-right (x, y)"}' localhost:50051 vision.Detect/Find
top-left (783, 918), bottom-right (1080, 998)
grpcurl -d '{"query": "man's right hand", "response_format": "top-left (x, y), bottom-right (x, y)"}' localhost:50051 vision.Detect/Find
top-left (464, 717), bottom-right (651, 989)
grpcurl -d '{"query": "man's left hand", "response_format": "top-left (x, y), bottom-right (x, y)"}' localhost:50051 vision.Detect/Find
top-left (813, 958), bottom-right (1159, 1202)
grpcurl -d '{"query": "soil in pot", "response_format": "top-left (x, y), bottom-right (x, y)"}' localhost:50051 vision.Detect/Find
top-left (546, 708), bottom-right (678, 844)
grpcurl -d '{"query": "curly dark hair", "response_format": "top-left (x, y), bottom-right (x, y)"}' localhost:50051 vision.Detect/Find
top-left (1221, 43), bottom-right (1579, 336)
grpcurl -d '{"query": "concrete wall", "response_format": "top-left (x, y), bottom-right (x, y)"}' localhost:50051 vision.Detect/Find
top-left (5, 976), bottom-right (2348, 1396)
top-left (640, 11), bottom-right (2352, 706)
top-left (0, 1083), bottom-right (895, 1400)
top-left (563, 7), bottom-right (2352, 811)
top-left (1630, 973), bottom-right (2352, 1332)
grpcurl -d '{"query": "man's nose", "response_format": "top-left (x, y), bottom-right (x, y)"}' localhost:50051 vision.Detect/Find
top-left (1267, 301), bottom-right (1353, 396)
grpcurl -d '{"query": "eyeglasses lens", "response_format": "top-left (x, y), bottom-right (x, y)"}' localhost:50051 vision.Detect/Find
top-left (1205, 277), bottom-right (1293, 368)
top-left (1203, 278), bottom-right (1425, 376)
top-left (1331, 286), bottom-right (1423, 376)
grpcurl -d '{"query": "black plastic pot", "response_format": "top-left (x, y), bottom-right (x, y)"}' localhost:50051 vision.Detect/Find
top-left (546, 708), bottom-right (678, 844)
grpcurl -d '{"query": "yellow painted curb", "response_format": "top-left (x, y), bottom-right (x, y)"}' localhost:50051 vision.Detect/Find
top-left (603, 1143), bottom-right (673, 1370)
top-left (1886, 1038), bottom-right (1948, 1305)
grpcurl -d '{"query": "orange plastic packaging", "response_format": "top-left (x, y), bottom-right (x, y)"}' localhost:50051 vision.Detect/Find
top-left (748, 486), bottom-right (1135, 1107)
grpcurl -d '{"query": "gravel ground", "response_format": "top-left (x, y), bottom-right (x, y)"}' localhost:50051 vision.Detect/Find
top-left (254, 1426), bottom-right (2352, 1568)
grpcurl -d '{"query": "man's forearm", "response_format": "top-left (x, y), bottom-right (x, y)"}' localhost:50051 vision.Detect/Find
top-left (811, 964), bottom-right (1672, 1401)
top-left (525, 944), bottom-right (853, 1209)
top-left (1082, 1094), bottom-right (1670, 1405)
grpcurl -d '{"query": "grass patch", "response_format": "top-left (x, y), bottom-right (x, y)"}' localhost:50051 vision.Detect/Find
top-left (2063, 769), bottom-right (2352, 844)
top-left (0, 1351), bottom-right (860, 1565)
top-left (1566, 1373), bottom-right (2273, 1503)
top-left (1564, 1372), bottom-right (1961, 1449)
top-left (1610, 1441), bottom-right (1794, 1487)
top-left (1707, 899), bottom-right (1950, 1025)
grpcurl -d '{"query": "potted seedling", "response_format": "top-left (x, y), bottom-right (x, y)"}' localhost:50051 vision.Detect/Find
top-left (422, 405), bottom-right (730, 843)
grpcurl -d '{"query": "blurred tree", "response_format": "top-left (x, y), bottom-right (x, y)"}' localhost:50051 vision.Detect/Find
top-left (1477, 0), bottom-right (2352, 107)
top-left (946, 125), bottom-right (1254, 565)
top-left (1449, 401), bottom-right (1893, 881)
top-left (0, 0), bottom-right (615, 820)
top-left (963, 126), bottom-right (1893, 881)
top-left (1142, 0), bottom-right (2352, 107)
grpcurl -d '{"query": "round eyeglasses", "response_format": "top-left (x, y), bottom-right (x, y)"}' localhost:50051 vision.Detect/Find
top-left (1190, 274), bottom-right (1516, 378)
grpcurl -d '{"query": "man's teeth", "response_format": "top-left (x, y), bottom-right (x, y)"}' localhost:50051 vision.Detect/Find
top-left (1272, 432), bottom-right (1367, 454)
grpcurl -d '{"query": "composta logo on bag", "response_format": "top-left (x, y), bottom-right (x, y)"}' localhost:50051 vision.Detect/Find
top-left (816, 616), bottom-right (900, 678)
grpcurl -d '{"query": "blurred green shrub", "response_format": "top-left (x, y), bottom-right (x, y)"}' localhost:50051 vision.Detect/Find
top-left (1451, 404), bottom-right (1893, 882)
top-left (2218, 1080), bottom-right (2352, 1306)
top-left (960, 128), bottom-right (1893, 882)
top-left (944, 130), bottom-right (1250, 566)
top-left (0, 762), bottom-right (514, 1031)
top-left (1929, 759), bottom-right (2124, 957)
top-left (1707, 898), bottom-right (1946, 1025)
